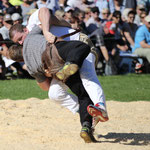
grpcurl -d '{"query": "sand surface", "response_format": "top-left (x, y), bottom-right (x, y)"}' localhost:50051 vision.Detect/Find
top-left (0, 98), bottom-right (150, 150)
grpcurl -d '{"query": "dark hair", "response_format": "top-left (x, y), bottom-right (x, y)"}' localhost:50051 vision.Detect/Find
top-left (113, 10), bottom-right (123, 24)
top-left (9, 24), bottom-right (25, 40)
top-left (91, 7), bottom-right (100, 14)
top-left (8, 44), bottom-right (23, 62)
top-left (113, 10), bottom-right (121, 18)
top-left (128, 10), bottom-right (136, 16)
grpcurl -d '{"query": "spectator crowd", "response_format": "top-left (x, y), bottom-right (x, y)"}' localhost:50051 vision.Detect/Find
top-left (0, 0), bottom-right (150, 79)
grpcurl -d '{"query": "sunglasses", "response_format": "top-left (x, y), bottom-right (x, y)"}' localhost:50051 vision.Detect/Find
top-left (102, 13), bottom-right (109, 15)
top-left (129, 16), bottom-right (135, 19)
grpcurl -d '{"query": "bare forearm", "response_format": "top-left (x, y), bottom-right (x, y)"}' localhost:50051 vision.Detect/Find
top-left (100, 46), bottom-right (109, 61)
top-left (39, 7), bottom-right (71, 30)
top-left (140, 41), bottom-right (150, 48)
top-left (124, 32), bottom-right (134, 46)
top-left (38, 7), bottom-right (51, 34)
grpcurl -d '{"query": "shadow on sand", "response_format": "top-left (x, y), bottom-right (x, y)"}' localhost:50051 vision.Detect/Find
top-left (97, 132), bottom-right (150, 145)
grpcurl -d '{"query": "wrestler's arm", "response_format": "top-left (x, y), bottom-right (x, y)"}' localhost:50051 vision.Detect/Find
top-left (38, 7), bottom-right (74, 43)
top-left (39, 7), bottom-right (72, 29)
top-left (37, 78), bottom-right (51, 91)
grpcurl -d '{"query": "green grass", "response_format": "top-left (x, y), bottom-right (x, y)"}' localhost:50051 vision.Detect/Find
top-left (0, 74), bottom-right (150, 101)
top-left (0, 79), bottom-right (48, 100)
top-left (99, 74), bottom-right (150, 102)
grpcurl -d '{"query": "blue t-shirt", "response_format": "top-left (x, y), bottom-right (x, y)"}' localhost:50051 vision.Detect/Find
top-left (132, 25), bottom-right (150, 52)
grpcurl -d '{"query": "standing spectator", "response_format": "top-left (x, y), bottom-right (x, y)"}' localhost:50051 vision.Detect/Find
top-left (132, 15), bottom-right (150, 64)
top-left (95, 0), bottom-right (115, 20)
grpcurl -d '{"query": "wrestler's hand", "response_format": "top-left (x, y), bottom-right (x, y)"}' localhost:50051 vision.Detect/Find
top-left (44, 69), bottom-right (52, 77)
top-left (43, 31), bottom-right (56, 44)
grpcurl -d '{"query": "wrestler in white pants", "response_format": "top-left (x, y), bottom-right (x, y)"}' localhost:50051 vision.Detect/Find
top-left (26, 9), bottom-right (107, 114)
top-left (48, 53), bottom-right (107, 114)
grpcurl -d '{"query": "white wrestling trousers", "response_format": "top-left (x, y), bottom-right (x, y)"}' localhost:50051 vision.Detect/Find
top-left (48, 53), bottom-right (106, 114)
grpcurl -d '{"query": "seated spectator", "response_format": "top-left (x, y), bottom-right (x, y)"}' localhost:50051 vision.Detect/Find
top-left (90, 22), bottom-right (118, 75)
top-left (36, 0), bottom-right (47, 9)
top-left (55, 9), bottom-right (65, 18)
top-left (9, 0), bottom-right (23, 6)
top-left (132, 15), bottom-right (150, 65)
top-left (101, 8), bottom-right (110, 25)
top-left (126, 10), bottom-right (138, 45)
top-left (139, 11), bottom-right (147, 26)
top-left (64, 6), bottom-right (74, 23)
top-left (122, 8), bottom-right (133, 22)
top-left (0, 13), bottom-right (4, 28)
top-left (0, 14), bottom-right (13, 40)
top-left (1, 0), bottom-right (17, 15)
top-left (85, 6), bottom-right (101, 34)
top-left (123, 0), bottom-right (137, 10)
top-left (36, 0), bottom-right (60, 14)
top-left (71, 9), bottom-right (89, 34)
top-left (11, 13), bottom-right (22, 25)
top-left (58, 0), bottom-right (67, 10)
top-left (114, 0), bottom-right (125, 13)
top-left (95, 0), bottom-right (115, 20)
top-left (134, 5), bottom-right (147, 26)
top-left (111, 11), bottom-right (134, 52)
top-left (67, 0), bottom-right (95, 12)
top-left (20, 0), bottom-right (37, 25)
top-left (0, 33), bottom-right (6, 79)
top-left (137, 0), bottom-right (150, 15)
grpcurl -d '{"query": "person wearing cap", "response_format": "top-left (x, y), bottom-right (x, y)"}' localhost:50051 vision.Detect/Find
top-left (134, 5), bottom-right (147, 26)
top-left (132, 15), bottom-right (150, 64)
top-left (0, 14), bottom-right (13, 40)
top-left (11, 13), bottom-right (22, 25)
top-left (137, 0), bottom-right (150, 15)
